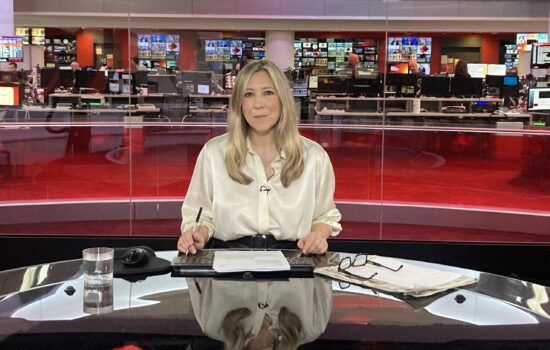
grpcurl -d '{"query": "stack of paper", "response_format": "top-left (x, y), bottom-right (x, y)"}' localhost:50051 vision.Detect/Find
top-left (316, 255), bottom-right (477, 297)
top-left (213, 250), bottom-right (291, 273)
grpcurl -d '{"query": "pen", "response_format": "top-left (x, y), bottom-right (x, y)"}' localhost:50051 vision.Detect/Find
top-left (187, 207), bottom-right (203, 256)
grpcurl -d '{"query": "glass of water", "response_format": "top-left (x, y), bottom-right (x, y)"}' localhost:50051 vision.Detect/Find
top-left (82, 247), bottom-right (114, 285)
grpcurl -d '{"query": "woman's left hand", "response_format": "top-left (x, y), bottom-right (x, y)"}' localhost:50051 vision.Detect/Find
top-left (297, 231), bottom-right (329, 255)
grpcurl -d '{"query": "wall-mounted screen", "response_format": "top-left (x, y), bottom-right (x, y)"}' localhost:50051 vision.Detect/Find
top-left (531, 43), bottom-right (550, 69)
top-left (517, 33), bottom-right (549, 52)
top-left (138, 34), bottom-right (180, 61)
top-left (0, 36), bottom-right (24, 62)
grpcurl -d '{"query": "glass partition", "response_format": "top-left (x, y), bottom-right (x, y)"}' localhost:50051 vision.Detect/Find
top-left (1, 1), bottom-right (549, 244)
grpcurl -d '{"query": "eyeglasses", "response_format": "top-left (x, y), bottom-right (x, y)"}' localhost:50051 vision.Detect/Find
top-left (338, 254), bottom-right (403, 280)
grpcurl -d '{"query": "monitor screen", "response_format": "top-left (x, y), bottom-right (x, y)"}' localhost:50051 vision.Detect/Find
top-left (308, 75), bottom-right (318, 89)
top-left (0, 36), bottom-right (24, 62)
top-left (197, 83), bottom-right (210, 95)
top-left (485, 75), bottom-right (503, 87)
top-left (387, 62), bottom-right (409, 74)
top-left (316, 75), bottom-right (348, 94)
top-left (420, 76), bottom-right (450, 97)
top-left (348, 76), bottom-right (382, 97)
top-left (0, 72), bottom-right (18, 83)
top-left (487, 64), bottom-right (506, 76)
top-left (0, 85), bottom-right (20, 106)
top-left (531, 44), bottom-right (550, 68)
top-left (121, 84), bottom-right (131, 94)
top-left (528, 87), bottom-right (550, 111)
top-left (503, 75), bottom-right (519, 86)
top-left (133, 71), bottom-right (149, 87)
top-left (147, 74), bottom-right (178, 94)
top-left (450, 77), bottom-right (483, 97)
top-left (180, 71), bottom-right (212, 84)
top-left (384, 73), bottom-right (418, 96)
top-left (75, 70), bottom-right (105, 93)
top-left (109, 82), bottom-right (120, 93)
top-left (466, 64), bottom-right (487, 78)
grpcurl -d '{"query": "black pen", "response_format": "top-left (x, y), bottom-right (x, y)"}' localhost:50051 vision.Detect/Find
top-left (187, 207), bottom-right (203, 256)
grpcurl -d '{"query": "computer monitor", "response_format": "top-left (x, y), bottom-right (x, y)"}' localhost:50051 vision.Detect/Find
top-left (503, 75), bottom-right (519, 86)
top-left (0, 85), bottom-right (20, 106)
top-left (147, 75), bottom-right (178, 94)
top-left (308, 75), bottom-right (318, 89)
top-left (0, 72), bottom-right (18, 83)
top-left (348, 75), bottom-right (382, 97)
top-left (56, 69), bottom-right (74, 89)
top-left (528, 87), bottom-right (550, 111)
top-left (180, 71), bottom-right (212, 94)
top-left (450, 77), bottom-right (483, 97)
top-left (485, 75), bottom-right (502, 97)
top-left (485, 75), bottom-right (503, 87)
top-left (196, 83), bottom-right (210, 95)
top-left (502, 75), bottom-right (520, 98)
top-left (385, 73), bottom-right (418, 97)
top-left (420, 76), bottom-right (450, 97)
top-left (466, 64), bottom-right (487, 78)
top-left (316, 75), bottom-right (348, 94)
top-left (108, 82), bottom-right (120, 93)
top-left (487, 64), bottom-right (506, 76)
top-left (133, 71), bottom-right (149, 87)
top-left (74, 70), bottom-right (105, 93)
top-left (387, 63), bottom-right (409, 74)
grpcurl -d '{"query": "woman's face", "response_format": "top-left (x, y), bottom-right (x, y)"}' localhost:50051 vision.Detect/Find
top-left (241, 70), bottom-right (281, 137)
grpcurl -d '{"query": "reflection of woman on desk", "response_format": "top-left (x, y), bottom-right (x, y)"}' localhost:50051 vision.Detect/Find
top-left (188, 278), bottom-right (332, 349)
top-left (178, 59), bottom-right (342, 255)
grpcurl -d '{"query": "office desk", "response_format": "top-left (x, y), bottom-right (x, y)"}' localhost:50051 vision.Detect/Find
top-left (1, 250), bottom-right (549, 349)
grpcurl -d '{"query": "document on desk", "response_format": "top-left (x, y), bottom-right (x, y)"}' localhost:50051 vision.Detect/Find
top-left (213, 250), bottom-right (291, 273)
top-left (316, 255), bottom-right (478, 297)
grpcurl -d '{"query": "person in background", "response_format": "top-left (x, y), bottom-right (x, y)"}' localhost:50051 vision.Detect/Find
top-left (132, 57), bottom-right (147, 71)
top-left (99, 63), bottom-right (108, 71)
top-left (454, 60), bottom-right (470, 78)
top-left (345, 53), bottom-right (360, 77)
top-left (70, 61), bottom-right (81, 71)
top-left (236, 51), bottom-right (255, 72)
top-left (178, 59), bottom-right (342, 255)
top-left (7, 62), bottom-right (17, 72)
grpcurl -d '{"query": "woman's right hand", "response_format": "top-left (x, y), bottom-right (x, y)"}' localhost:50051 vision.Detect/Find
top-left (177, 225), bottom-right (209, 255)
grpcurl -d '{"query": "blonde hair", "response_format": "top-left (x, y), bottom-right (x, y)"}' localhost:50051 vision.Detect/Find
top-left (222, 307), bottom-right (302, 350)
top-left (223, 308), bottom-right (252, 350)
top-left (225, 59), bottom-right (304, 188)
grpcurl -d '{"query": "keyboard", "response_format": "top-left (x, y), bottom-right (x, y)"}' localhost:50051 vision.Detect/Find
top-left (171, 250), bottom-right (315, 279)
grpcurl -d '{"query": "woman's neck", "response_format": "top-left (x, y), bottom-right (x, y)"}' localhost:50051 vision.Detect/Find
top-left (249, 131), bottom-right (276, 154)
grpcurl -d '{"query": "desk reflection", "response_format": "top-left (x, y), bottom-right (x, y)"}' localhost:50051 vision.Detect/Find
top-left (187, 278), bottom-right (332, 350)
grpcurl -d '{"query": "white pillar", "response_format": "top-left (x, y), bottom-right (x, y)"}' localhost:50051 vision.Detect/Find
top-left (0, 0), bottom-right (14, 71)
top-left (265, 31), bottom-right (294, 71)
top-left (0, 0), bottom-right (13, 35)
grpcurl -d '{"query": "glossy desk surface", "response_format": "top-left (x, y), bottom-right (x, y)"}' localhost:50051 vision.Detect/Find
top-left (1, 250), bottom-right (550, 348)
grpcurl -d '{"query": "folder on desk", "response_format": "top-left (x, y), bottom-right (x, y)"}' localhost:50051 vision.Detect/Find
top-left (171, 250), bottom-right (315, 279)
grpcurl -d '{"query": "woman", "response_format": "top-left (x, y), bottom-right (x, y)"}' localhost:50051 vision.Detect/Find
top-left (454, 60), bottom-right (470, 78)
top-left (178, 59), bottom-right (341, 255)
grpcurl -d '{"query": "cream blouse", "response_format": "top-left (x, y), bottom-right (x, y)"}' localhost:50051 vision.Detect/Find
top-left (180, 133), bottom-right (342, 242)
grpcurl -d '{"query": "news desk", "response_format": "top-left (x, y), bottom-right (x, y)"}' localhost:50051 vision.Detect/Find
top-left (1, 250), bottom-right (549, 349)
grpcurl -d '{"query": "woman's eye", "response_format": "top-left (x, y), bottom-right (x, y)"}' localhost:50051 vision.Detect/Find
top-left (264, 90), bottom-right (275, 96)
top-left (244, 92), bottom-right (254, 98)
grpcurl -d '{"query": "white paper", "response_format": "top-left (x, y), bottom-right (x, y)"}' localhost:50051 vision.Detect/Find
top-left (347, 256), bottom-right (464, 290)
top-left (213, 250), bottom-right (291, 273)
